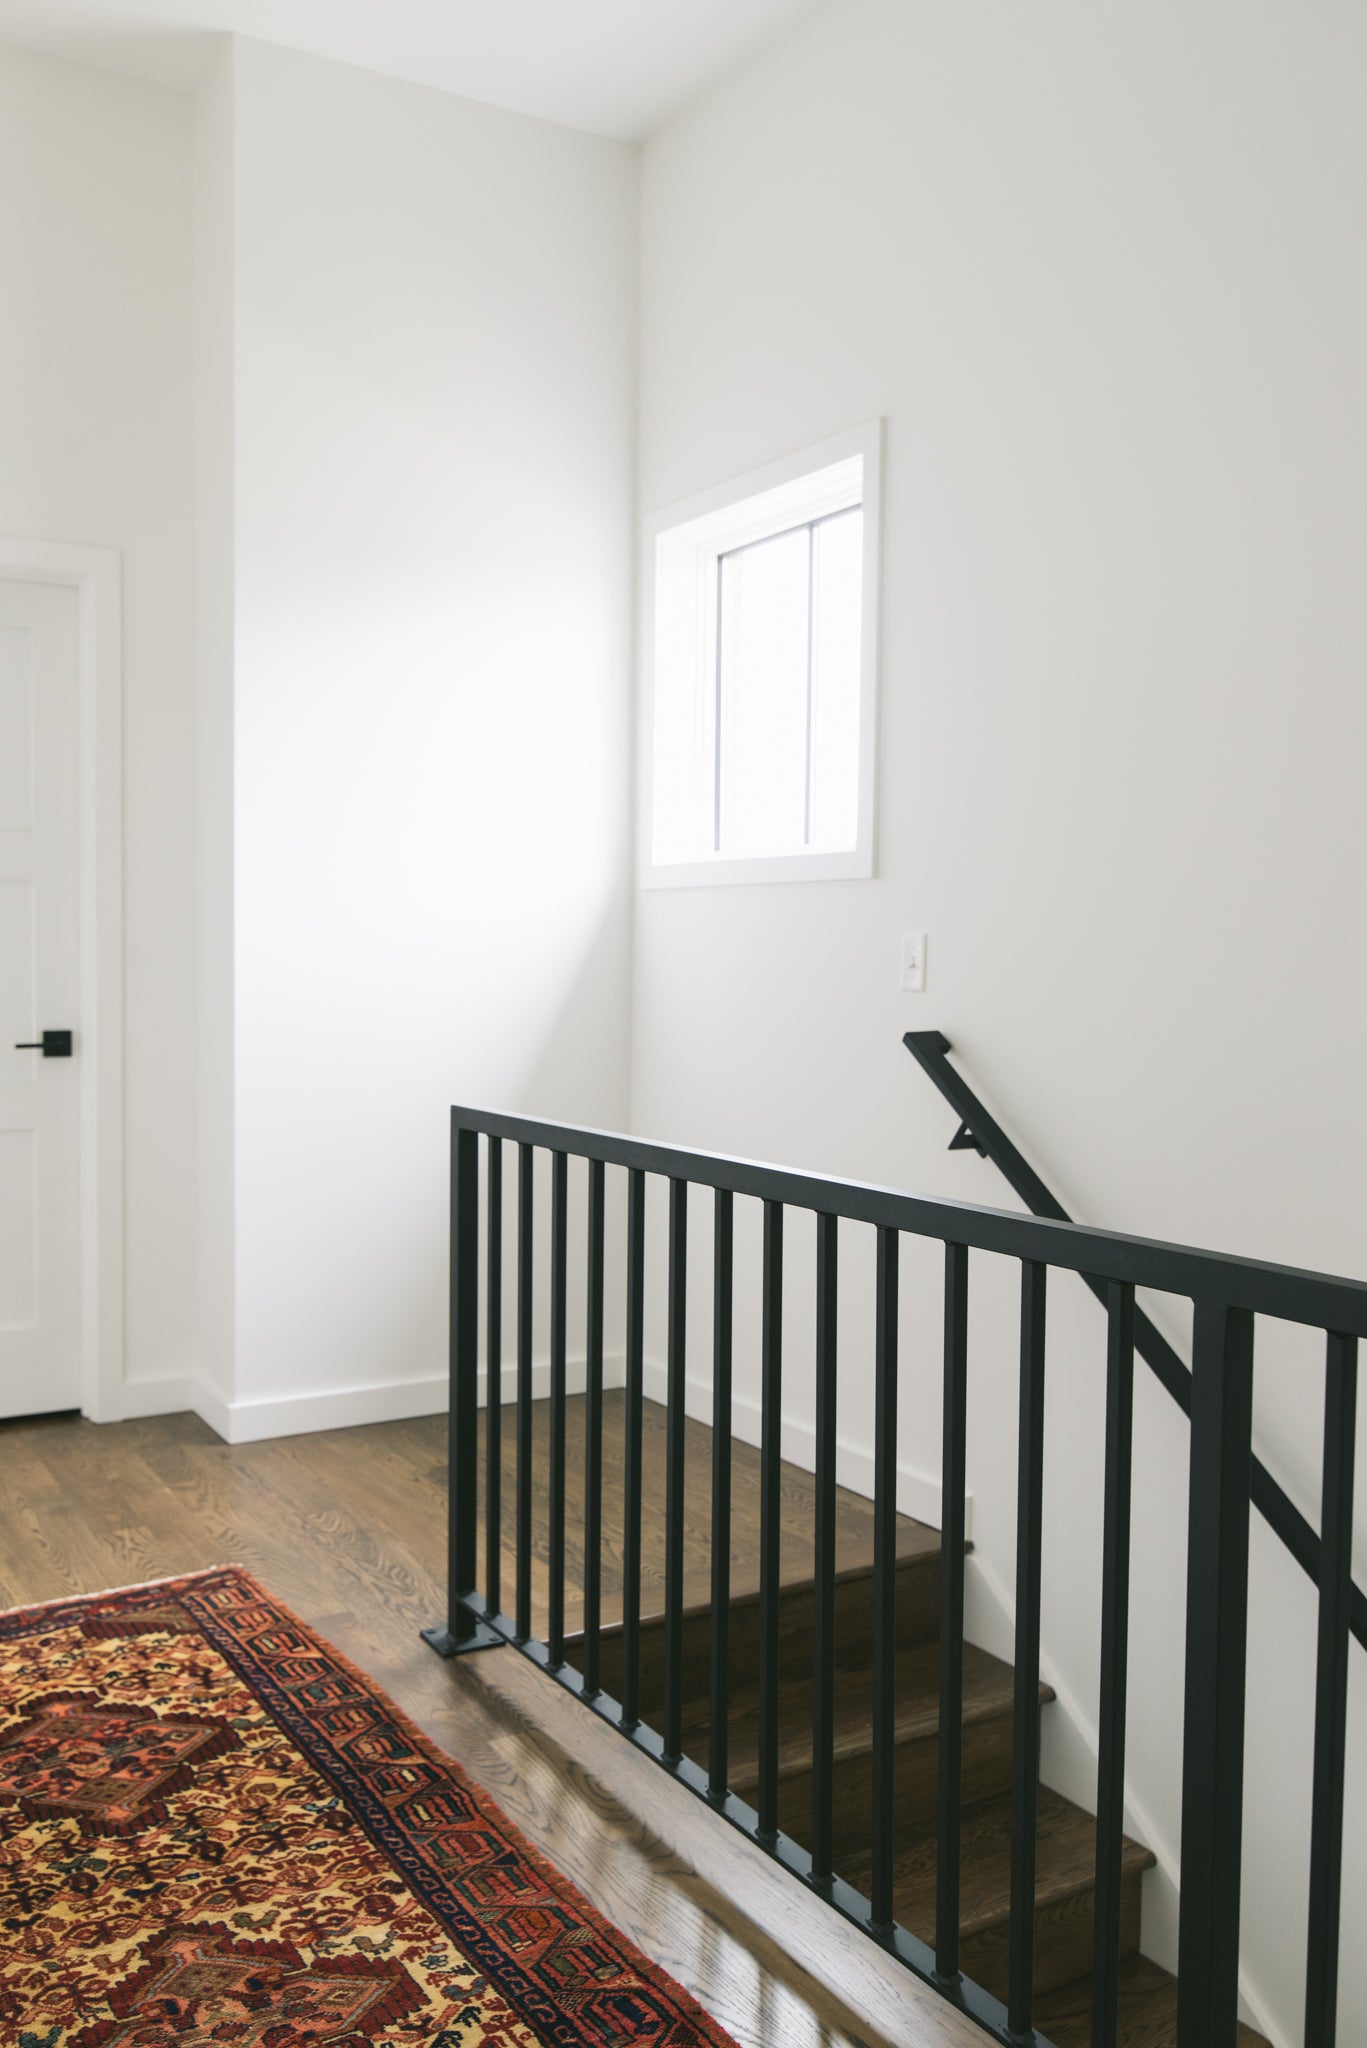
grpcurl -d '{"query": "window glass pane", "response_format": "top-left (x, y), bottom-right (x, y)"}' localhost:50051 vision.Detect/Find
top-left (717, 527), bottom-right (810, 857)
top-left (808, 509), bottom-right (863, 851)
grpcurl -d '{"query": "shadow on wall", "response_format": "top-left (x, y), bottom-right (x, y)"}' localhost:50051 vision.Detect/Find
top-left (413, 902), bottom-right (635, 1390)
top-left (516, 904), bottom-right (633, 1132)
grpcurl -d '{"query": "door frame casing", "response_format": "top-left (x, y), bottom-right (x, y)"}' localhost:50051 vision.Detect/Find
top-left (0, 537), bottom-right (124, 1421)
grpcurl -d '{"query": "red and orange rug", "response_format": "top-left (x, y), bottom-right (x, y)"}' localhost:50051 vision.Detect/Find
top-left (0, 1566), bottom-right (737, 2046)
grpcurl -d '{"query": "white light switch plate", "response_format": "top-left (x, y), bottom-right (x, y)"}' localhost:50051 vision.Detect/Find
top-left (901, 931), bottom-right (927, 992)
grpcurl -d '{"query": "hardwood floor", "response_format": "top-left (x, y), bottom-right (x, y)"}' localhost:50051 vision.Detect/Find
top-left (0, 1398), bottom-right (1267, 2048)
top-left (0, 1401), bottom-right (981, 2048)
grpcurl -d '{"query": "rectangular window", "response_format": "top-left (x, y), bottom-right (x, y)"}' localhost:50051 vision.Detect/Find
top-left (641, 421), bottom-right (881, 887)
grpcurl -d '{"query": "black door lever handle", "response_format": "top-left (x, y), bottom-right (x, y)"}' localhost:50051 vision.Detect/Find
top-left (13, 1030), bottom-right (73, 1058)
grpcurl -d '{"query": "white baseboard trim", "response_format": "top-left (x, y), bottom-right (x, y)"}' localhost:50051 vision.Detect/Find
top-left (205, 1355), bottom-right (628, 1447)
top-left (191, 1378), bottom-right (233, 1441)
top-left (478, 1354), bottom-right (628, 1410)
top-left (97, 1373), bottom-right (234, 1443)
top-left (640, 1360), bottom-right (961, 1535)
top-left (104, 1376), bottom-right (202, 1422)
top-left (216, 1375), bottom-right (449, 1445)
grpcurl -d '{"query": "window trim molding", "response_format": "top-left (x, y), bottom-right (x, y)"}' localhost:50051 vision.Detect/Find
top-left (638, 419), bottom-right (883, 891)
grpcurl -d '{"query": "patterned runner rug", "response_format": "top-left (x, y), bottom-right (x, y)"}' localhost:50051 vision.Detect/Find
top-left (0, 1566), bottom-right (738, 2046)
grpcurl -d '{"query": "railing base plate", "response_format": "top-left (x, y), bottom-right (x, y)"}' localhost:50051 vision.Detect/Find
top-left (421, 1621), bottom-right (505, 1658)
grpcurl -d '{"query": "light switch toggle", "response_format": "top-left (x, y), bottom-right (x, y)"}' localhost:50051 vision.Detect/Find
top-left (900, 932), bottom-right (927, 993)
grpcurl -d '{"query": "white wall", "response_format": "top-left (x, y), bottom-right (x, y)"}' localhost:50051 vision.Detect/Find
top-left (0, 45), bottom-right (199, 1406)
top-left (219, 40), bottom-right (638, 1439)
top-left (0, 28), bottom-right (638, 1438)
top-left (633, 3), bottom-right (1367, 2039)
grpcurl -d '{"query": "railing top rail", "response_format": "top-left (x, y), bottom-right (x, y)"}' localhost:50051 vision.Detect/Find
top-left (452, 1106), bottom-right (1367, 1340)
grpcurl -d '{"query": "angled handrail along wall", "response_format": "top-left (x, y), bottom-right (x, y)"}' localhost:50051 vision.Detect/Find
top-left (903, 1027), bottom-right (1367, 1655)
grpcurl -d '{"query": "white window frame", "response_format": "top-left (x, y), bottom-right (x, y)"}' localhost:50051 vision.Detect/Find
top-left (639, 420), bottom-right (882, 889)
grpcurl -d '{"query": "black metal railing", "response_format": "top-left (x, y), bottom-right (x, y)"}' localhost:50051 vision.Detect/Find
top-left (426, 1104), bottom-right (1364, 2048)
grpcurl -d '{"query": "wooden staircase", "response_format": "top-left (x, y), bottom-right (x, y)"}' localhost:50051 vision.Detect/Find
top-left (570, 1501), bottom-right (1270, 2048)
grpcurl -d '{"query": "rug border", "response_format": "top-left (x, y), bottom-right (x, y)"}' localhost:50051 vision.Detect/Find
top-left (3, 1565), bottom-right (742, 2048)
top-left (0, 1563), bottom-right (244, 1630)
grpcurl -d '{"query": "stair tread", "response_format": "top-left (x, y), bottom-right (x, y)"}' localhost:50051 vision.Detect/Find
top-left (845, 1782), bottom-right (1155, 1938)
top-left (1032, 1955), bottom-right (1271, 2048)
top-left (566, 1518), bottom-right (942, 1647)
top-left (693, 1639), bottom-right (1042, 1788)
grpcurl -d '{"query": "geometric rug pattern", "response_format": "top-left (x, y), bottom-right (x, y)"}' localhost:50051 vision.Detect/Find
top-left (0, 1567), bottom-right (738, 2046)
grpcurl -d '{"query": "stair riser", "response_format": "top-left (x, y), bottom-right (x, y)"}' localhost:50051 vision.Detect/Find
top-left (571, 1552), bottom-right (940, 1710)
top-left (759, 1715), bottom-right (1017, 1868)
top-left (952, 1867), bottom-right (1144, 2004)
top-left (781, 1555), bottom-right (942, 1673)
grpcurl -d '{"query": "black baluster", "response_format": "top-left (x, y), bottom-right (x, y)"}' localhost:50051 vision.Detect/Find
top-left (812, 1211), bottom-right (839, 1887)
top-left (622, 1168), bottom-right (646, 1730)
top-left (758, 1199), bottom-right (784, 1841)
top-left (870, 1225), bottom-right (900, 1930)
top-left (516, 1142), bottom-right (534, 1645)
top-left (548, 1150), bottom-right (568, 1668)
top-left (450, 1124), bottom-right (480, 1643)
top-left (664, 1178), bottom-right (688, 1762)
top-left (936, 1241), bottom-right (968, 1977)
top-left (1177, 1300), bottom-right (1254, 2048)
top-left (485, 1137), bottom-right (503, 1622)
top-left (583, 1159), bottom-right (606, 1698)
top-left (1304, 1332), bottom-right (1357, 2048)
top-left (423, 1123), bottom-right (494, 1660)
top-left (709, 1188), bottom-right (734, 1803)
top-left (1092, 1280), bottom-right (1135, 2048)
top-left (1008, 1260), bottom-right (1047, 2040)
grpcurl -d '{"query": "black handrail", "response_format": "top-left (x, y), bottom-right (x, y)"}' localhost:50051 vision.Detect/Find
top-left (903, 1028), bottom-right (1367, 1656)
top-left (435, 1105), bottom-right (1367, 1332)
top-left (428, 1103), bottom-right (1362, 2048)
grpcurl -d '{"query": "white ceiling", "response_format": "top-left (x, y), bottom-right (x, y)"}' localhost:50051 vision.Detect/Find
top-left (0, 0), bottom-right (824, 139)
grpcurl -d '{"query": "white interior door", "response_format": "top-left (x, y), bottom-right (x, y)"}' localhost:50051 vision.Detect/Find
top-left (0, 576), bottom-right (82, 1417)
